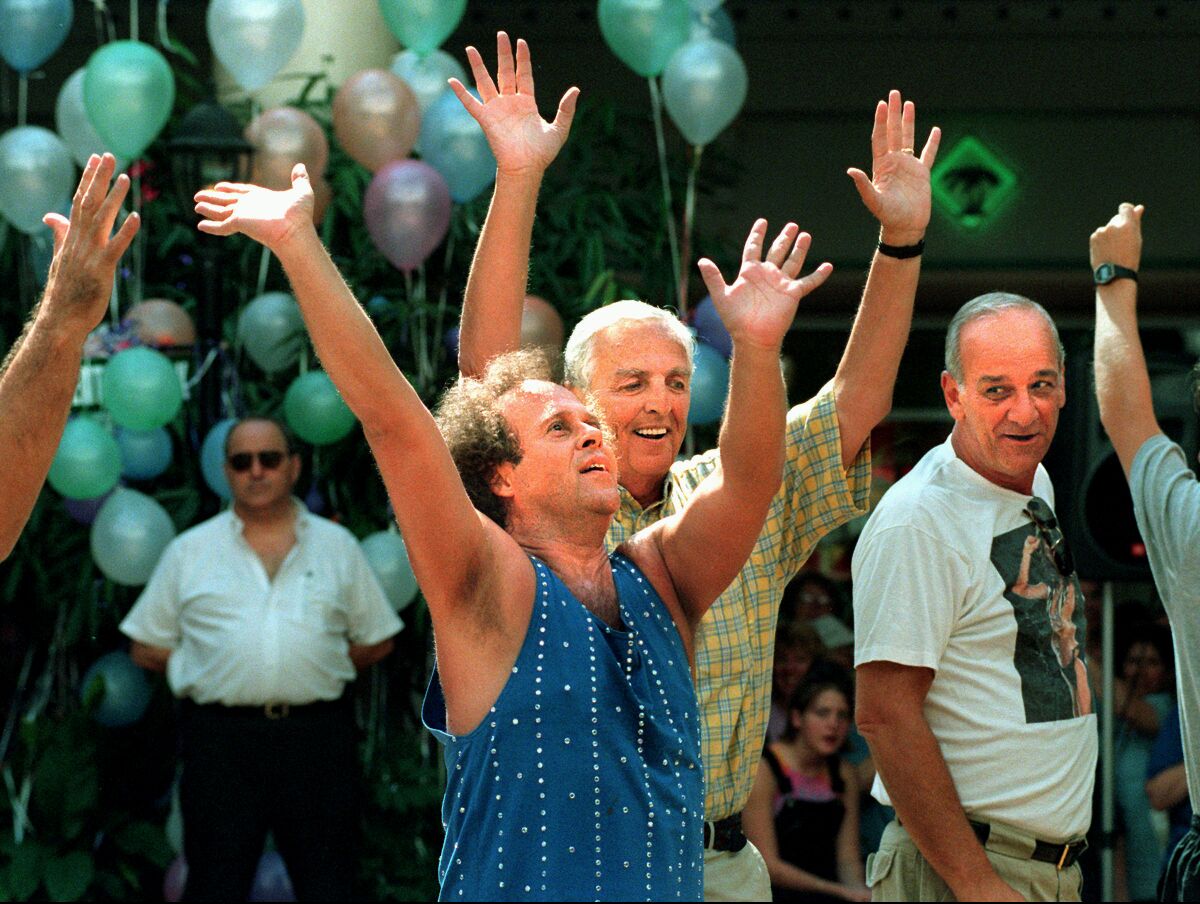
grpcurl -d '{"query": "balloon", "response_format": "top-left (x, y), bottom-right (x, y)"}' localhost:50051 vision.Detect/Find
top-left (444, 326), bottom-right (460, 356)
top-left (102, 347), bottom-right (183, 430)
top-left (691, 295), bottom-right (731, 357)
top-left (390, 48), bottom-right (466, 114)
top-left (64, 487), bottom-right (116, 525)
top-left (237, 292), bottom-right (307, 373)
top-left (0, 126), bottom-right (74, 234)
top-left (332, 69), bottom-right (420, 173)
top-left (48, 417), bottom-right (122, 500)
top-left (311, 175), bottom-right (332, 225)
top-left (303, 480), bottom-right (326, 515)
top-left (163, 855), bottom-right (187, 903)
top-left (598, 0), bottom-right (692, 78)
top-left (521, 295), bottom-right (565, 353)
top-left (688, 341), bottom-right (729, 426)
top-left (249, 851), bottom-right (295, 903)
top-left (361, 530), bottom-right (419, 612)
top-left (55, 68), bottom-right (122, 170)
top-left (284, 371), bottom-right (356, 445)
top-left (115, 427), bottom-right (173, 480)
top-left (661, 37), bottom-right (747, 146)
top-left (246, 106), bottom-right (329, 190)
top-left (419, 90), bottom-right (496, 203)
top-left (207, 0), bottom-right (306, 93)
top-left (688, 0), bottom-right (723, 12)
top-left (125, 299), bottom-right (196, 347)
top-left (0, 0), bottom-right (73, 73)
top-left (362, 160), bottom-right (451, 271)
top-left (90, 487), bottom-right (177, 586)
top-left (378, 0), bottom-right (466, 55)
top-left (691, 5), bottom-right (735, 45)
top-left (79, 650), bottom-right (153, 727)
top-left (83, 41), bottom-right (175, 160)
top-left (200, 418), bottom-right (236, 500)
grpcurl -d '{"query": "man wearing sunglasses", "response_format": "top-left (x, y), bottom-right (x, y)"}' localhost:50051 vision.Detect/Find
top-left (120, 416), bottom-right (401, 900)
top-left (1093, 203), bottom-right (1199, 902)
top-left (852, 295), bottom-right (1095, 901)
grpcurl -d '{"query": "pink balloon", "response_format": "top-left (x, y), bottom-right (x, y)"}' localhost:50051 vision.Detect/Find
top-left (246, 107), bottom-right (329, 190)
top-left (333, 69), bottom-right (420, 173)
top-left (520, 295), bottom-right (565, 352)
top-left (362, 160), bottom-right (451, 272)
top-left (163, 855), bottom-right (187, 902)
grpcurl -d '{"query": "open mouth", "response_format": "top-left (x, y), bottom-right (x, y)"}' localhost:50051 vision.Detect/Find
top-left (633, 427), bottom-right (669, 440)
top-left (1003, 433), bottom-right (1039, 444)
top-left (580, 462), bottom-right (608, 474)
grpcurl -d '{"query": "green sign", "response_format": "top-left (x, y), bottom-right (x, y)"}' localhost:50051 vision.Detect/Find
top-left (931, 136), bottom-right (1018, 229)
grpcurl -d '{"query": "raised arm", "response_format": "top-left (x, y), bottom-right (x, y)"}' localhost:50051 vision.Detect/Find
top-left (649, 221), bottom-right (831, 623)
top-left (452, 32), bottom-right (578, 377)
top-left (0, 153), bottom-right (138, 559)
top-left (1092, 203), bottom-right (1157, 476)
top-left (833, 91), bottom-right (940, 467)
top-left (193, 170), bottom-right (514, 628)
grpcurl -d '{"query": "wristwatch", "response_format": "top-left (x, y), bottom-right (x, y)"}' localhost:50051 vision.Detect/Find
top-left (1093, 263), bottom-right (1138, 285)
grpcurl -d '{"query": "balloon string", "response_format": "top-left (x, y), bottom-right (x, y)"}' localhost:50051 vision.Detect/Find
top-left (678, 144), bottom-right (703, 318)
top-left (16, 75), bottom-right (28, 127)
top-left (647, 77), bottom-right (681, 311)
top-left (91, 0), bottom-right (116, 45)
top-left (299, 343), bottom-right (309, 375)
top-left (129, 0), bottom-right (138, 42)
top-left (256, 245), bottom-right (271, 297)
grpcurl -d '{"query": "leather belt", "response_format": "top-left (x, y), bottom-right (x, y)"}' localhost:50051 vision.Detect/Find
top-left (969, 820), bottom-right (1087, 871)
top-left (184, 697), bottom-right (346, 720)
top-left (703, 813), bottom-right (748, 853)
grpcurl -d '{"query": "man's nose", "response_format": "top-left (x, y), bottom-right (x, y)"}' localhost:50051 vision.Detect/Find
top-left (1008, 390), bottom-right (1039, 425)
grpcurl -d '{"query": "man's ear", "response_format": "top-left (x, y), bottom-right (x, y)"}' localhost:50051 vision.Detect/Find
top-left (489, 462), bottom-right (516, 499)
top-left (941, 371), bottom-right (964, 421)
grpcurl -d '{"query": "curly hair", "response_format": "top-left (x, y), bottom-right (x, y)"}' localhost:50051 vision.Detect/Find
top-left (434, 348), bottom-right (562, 529)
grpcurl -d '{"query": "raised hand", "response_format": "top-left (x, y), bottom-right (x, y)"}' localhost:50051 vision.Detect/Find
top-left (42, 152), bottom-right (140, 335)
top-left (697, 220), bottom-right (833, 352)
top-left (193, 164), bottom-right (315, 251)
top-left (449, 32), bottom-right (579, 177)
top-left (1090, 202), bottom-right (1144, 271)
top-left (847, 90), bottom-right (941, 245)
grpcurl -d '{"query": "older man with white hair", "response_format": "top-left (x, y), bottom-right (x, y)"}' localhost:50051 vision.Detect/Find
top-left (451, 33), bottom-right (940, 900)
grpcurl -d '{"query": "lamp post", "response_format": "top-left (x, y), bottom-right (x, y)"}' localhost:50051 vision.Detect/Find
top-left (166, 101), bottom-right (250, 505)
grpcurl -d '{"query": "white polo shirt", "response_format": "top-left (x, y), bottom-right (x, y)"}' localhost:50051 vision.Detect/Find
top-left (120, 501), bottom-right (401, 706)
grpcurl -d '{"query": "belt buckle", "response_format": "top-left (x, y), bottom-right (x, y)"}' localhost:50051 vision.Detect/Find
top-left (264, 702), bottom-right (289, 720)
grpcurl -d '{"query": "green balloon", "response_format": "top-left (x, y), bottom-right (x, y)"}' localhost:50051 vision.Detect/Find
top-left (598, 0), bottom-right (692, 77)
top-left (83, 40), bottom-right (175, 160)
top-left (284, 371), bottom-right (357, 445)
top-left (378, 0), bottom-right (466, 54)
top-left (103, 347), bottom-right (183, 430)
top-left (48, 417), bottom-right (122, 500)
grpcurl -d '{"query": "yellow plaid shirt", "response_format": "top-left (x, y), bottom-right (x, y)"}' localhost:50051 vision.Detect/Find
top-left (605, 382), bottom-right (871, 819)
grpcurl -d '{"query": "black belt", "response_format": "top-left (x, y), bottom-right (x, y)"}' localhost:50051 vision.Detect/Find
top-left (183, 697), bottom-right (347, 721)
top-left (703, 813), bottom-right (747, 853)
top-left (969, 820), bottom-right (1087, 870)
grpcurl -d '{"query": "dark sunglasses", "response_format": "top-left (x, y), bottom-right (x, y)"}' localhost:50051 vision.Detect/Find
top-left (227, 450), bottom-right (288, 472)
top-left (1024, 496), bottom-right (1075, 577)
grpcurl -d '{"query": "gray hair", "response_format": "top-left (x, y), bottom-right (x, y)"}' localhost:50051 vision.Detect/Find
top-left (944, 292), bottom-right (1065, 382)
top-left (563, 300), bottom-right (695, 390)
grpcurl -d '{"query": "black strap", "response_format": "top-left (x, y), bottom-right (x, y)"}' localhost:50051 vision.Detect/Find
top-left (762, 746), bottom-right (793, 795)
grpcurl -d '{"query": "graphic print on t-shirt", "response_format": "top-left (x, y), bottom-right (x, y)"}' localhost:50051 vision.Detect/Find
top-left (991, 525), bottom-right (1093, 723)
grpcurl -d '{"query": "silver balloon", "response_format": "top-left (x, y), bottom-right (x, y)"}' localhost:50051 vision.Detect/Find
top-left (55, 68), bottom-right (122, 169)
top-left (361, 530), bottom-right (419, 612)
top-left (390, 48), bottom-right (467, 115)
top-left (207, 0), bottom-right (306, 93)
top-left (236, 291), bottom-right (307, 373)
top-left (0, 126), bottom-right (75, 234)
top-left (90, 488), bottom-right (177, 587)
top-left (661, 36), bottom-right (747, 147)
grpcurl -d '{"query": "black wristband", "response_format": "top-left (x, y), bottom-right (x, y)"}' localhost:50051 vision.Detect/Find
top-left (877, 238), bottom-right (925, 259)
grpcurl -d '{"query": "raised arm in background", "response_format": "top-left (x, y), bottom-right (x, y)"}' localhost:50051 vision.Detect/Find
top-left (630, 221), bottom-right (832, 625)
top-left (0, 153), bottom-right (138, 559)
top-left (451, 32), bottom-right (578, 377)
top-left (1092, 203), bottom-right (1156, 476)
top-left (832, 91), bottom-right (940, 467)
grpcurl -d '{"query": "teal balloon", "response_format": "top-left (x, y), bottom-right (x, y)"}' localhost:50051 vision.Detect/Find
top-left (688, 341), bottom-right (729, 426)
top-left (598, 0), bottom-right (691, 78)
top-left (391, 48), bottom-right (466, 115)
top-left (48, 417), bottom-right (122, 500)
top-left (284, 371), bottom-right (357, 445)
top-left (662, 36), bottom-right (747, 146)
top-left (688, 0), bottom-right (723, 12)
top-left (200, 418), bottom-right (236, 501)
top-left (84, 41), bottom-right (175, 160)
top-left (419, 90), bottom-right (496, 203)
top-left (207, 0), bottom-right (306, 93)
top-left (0, 126), bottom-right (74, 235)
top-left (378, 0), bottom-right (466, 54)
top-left (103, 347), bottom-right (183, 430)
top-left (80, 651), bottom-right (152, 727)
top-left (691, 6), bottom-right (735, 45)
top-left (115, 427), bottom-right (173, 480)
top-left (56, 68), bottom-right (123, 169)
top-left (361, 530), bottom-right (419, 612)
top-left (0, 0), bottom-right (73, 73)
top-left (237, 292), bottom-right (307, 373)
top-left (90, 487), bottom-right (177, 586)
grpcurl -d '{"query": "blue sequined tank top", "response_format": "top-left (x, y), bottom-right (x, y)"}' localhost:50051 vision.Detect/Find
top-left (423, 553), bottom-right (704, 901)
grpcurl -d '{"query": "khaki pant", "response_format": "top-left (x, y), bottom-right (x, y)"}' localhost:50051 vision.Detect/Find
top-left (866, 820), bottom-right (1084, 902)
top-left (704, 839), bottom-right (772, 902)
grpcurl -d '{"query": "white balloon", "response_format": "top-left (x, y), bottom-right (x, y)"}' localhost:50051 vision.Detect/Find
top-left (390, 48), bottom-right (466, 114)
top-left (90, 488), bottom-right (177, 586)
top-left (55, 68), bottom-right (123, 170)
top-left (361, 530), bottom-right (419, 612)
top-left (207, 0), bottom-right (306, 93)
top-left (0, 126), bottom-right (74, 234)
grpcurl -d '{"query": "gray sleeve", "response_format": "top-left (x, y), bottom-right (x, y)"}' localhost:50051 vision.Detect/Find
top-left (1129, 433), bottom-right (1200, 608)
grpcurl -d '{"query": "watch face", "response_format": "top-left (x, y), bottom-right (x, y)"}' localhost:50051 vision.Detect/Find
top-left (1095, 264), bottom-right (1114, 284)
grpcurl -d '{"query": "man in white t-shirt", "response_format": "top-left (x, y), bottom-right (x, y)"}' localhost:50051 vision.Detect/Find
top-left (1092, 203), bottom-right (1200, 901)
top-left (121, 417), bottom-right (401, 901)
top-left (853, 295), bottom-right (1097, 901)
